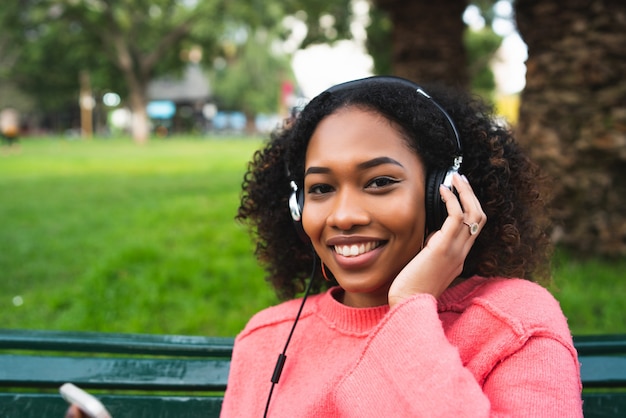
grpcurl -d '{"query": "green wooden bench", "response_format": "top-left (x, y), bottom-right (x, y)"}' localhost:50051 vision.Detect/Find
top-left (1, 329), bottom-right (625, 417)
top-left (574, 334), bottom-right (626, 417)
top-left (0, 329), bottom-right (233, 417)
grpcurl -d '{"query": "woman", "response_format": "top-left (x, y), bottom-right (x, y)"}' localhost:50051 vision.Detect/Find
top-left (222, 76), bottom-right (582, 416)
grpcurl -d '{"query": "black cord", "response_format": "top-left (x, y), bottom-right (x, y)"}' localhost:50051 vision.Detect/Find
top-left (263, 256), bottom-right (318, 418)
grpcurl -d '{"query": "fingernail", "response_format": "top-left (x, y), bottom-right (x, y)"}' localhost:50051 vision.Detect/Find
top-left (461, 174), bottom-right (469, 183)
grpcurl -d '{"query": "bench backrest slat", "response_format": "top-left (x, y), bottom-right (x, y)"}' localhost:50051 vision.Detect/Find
top-left (578, 355), bottom-right (626, 388)
top-left (0, 354), bottom-right (229, 391)
top-left (574, 334), bottom-right (626, 356)
top-left (0, 329), bottom-right (233, 357)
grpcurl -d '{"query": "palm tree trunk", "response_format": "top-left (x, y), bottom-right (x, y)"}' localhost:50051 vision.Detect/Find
top-left (373, 0), bottom-right (469, 87)
top-left (515, 0), bottom-right (626, 256)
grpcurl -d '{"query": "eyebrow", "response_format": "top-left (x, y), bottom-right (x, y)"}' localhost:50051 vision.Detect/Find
top-left (304, 156), bottom-right (405, 176)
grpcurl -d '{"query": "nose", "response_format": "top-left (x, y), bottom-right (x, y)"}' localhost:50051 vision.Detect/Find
top-left (326, 187), bottom-right (370, 231)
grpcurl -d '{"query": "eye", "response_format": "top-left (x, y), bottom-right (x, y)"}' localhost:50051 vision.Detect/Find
top-left (366, 176), bottom-right (400, 189)
top-left (308, 184), bottom-right (334, 195)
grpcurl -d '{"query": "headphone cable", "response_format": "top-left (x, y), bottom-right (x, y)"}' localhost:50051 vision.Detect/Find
top-left (263, 255), bottom-right (318, 417)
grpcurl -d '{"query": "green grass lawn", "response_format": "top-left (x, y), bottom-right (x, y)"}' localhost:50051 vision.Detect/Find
top-left (549, 250), bottom-right (626, 335)
top-left (0, 136), bottom-right (277, 337)
top-left (0, 137), bottom-right (624, 336)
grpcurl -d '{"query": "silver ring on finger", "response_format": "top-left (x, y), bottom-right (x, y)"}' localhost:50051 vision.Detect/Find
top-left (463, 221), bottom-right (479, 235)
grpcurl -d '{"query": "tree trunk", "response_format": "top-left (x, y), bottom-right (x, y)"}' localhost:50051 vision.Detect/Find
top-left (515, 0), bottom-right (626, 256)
top-left (118, 61), bottom-right (150, 144)
top-left (128, 89), bottom-right (150, 144)
top-left (373, 0), bottom-right (469, 87)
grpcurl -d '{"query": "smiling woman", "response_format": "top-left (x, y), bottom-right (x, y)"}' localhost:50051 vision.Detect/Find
top-left (225, 76), bottom-right (582, 417)
top-left (303, 108), bottom-right (428, 307)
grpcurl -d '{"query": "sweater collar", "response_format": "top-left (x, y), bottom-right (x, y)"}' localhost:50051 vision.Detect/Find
top-left (313, 277), bottom-right (490, 333)
top-left (314, 287), bottom-right (389, 336)
top-left (438, 275), bottom-right (489, 307)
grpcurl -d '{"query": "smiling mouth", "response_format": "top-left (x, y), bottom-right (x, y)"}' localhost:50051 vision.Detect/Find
top-left (333, 241), bottom-right (383, 257)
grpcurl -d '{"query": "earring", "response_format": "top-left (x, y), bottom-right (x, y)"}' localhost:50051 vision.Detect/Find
top-left (321, 263), bottom-right (332, 282)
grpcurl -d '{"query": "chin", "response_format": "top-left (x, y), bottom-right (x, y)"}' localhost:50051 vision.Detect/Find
top-left (335, 276), bottom-right (392, 305)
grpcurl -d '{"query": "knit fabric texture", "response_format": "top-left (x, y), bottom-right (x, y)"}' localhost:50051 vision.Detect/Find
top-left (221, 276), bottom-right (582, 417)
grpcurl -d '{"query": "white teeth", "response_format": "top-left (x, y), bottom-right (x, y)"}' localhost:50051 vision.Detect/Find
top-left (334, 242), bottom-right (379, 257)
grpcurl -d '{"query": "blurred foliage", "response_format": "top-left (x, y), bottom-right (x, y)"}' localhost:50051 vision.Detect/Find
top-left (0, 1), bottom-right (123, 110)
top-left (0, 0), bottom-right (353, 127)
top-left (464, 28), bottom-right (503, 100)
top-left (237, 0), bottom-right (353, 48)
top-left (0, 0), bottom-right (227, 120)
top-left (0, 0), bottom-right (515, 123)
top-left (210, 28), bottom-right (295, 117)
top-left (365, 6), bottom-right (393, 76)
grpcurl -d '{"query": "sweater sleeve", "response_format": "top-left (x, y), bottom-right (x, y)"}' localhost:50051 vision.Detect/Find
top-left (332, 294), bottom-right (583, 417)
top-left (483, 336), bottom-right (582, 416)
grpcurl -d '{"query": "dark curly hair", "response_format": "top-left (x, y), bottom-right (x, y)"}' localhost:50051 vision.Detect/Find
top-left (237, 76), bottom-right (553, 300)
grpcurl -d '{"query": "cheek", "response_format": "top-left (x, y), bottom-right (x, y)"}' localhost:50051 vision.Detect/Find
top-left (383, 203), bottom-right (426, 241)
top-left (301, 206), bottom-right (322, 240)
top-left (302, 207), bottom-right (336, 261)
top-left (382, 188), bottom-right (427, 248)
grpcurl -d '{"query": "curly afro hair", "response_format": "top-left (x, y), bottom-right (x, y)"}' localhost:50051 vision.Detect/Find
top-left (237, 76), bottom-right (553, 300)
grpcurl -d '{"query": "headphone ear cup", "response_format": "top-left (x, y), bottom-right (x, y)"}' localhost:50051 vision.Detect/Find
top-left (297, 188), bottom-right (304, 217)
top-left (289, 187), bottom-right (310, 243)
top-left (288, 187), bottom-right (302, 222)
top-left (425, 169), bottom-right (448, 233)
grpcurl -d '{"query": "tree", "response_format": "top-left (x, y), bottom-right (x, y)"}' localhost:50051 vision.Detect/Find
top-left (0, 3), bottom-right (96, 114)
top-left (0, 0), bottom-right (225, 142)
top-left (1, 0), bottom-right (508, 140)
top-left (514, 0), bottom-right (626, 256)
top-left (210, 28), bottom-right (295, 132)
top-left (63, 0), bottom-right (226, 143)
top-left (370, 0), bottom-right (470, 88)
top-left (1, 3), bottom-right (127, 133)
top-left (0, 0), bottom-right (355, 142)
top-left (366, 1), bottom-right (504, 100)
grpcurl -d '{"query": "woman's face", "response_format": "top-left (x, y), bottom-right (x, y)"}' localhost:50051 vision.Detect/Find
top-left (302, 107), bottom-right (427, 307)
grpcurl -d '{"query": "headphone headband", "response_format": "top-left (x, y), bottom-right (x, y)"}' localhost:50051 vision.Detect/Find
top-left (326, 76), bottom-right (462, 162)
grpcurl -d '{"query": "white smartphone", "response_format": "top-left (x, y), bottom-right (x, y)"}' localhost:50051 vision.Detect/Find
top-left (59, 383), bottom-right (112, 418)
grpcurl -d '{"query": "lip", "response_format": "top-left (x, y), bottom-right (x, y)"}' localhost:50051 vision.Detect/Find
top-left (326, 235), bottom-right (384, 246)
top-left (326, 235), bottom-right (387, 270)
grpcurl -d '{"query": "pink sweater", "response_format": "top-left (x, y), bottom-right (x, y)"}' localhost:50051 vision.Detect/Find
top-left (221, 276), bottom-right (582, 417)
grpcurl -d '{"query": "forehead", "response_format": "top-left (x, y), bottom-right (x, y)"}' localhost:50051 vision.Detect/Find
top-left (305, 107), bottom-right (419, 167)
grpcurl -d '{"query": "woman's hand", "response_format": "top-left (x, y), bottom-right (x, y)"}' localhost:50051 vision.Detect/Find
top-left (65, 405), bottom-right (87, 418)
top-left (388, 173), bottom-right (486, 307)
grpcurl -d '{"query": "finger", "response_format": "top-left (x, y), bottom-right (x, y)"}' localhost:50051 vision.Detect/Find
top-left (65, 405), bottom-right (86, 418)
top-left (452, 174), bottom-right (487, 226)
top-left (438, 180), bottom-right (484, 240)
top-left (452, 174), bottom-right (479, 212)
top-left (438, 185), bottom-right (465, 239)
top-left (439, 182), bottom-right (463, 218)
top-left (437, 187), bottom-right (470, 245)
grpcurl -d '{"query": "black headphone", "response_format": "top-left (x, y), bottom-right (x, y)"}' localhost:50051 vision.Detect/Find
top-left (288, 76), bottom-right (463, 241)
